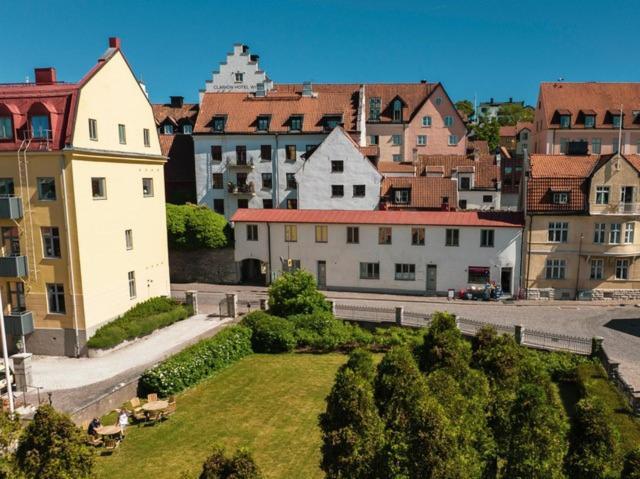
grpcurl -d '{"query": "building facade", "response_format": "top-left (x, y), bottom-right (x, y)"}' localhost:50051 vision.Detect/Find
top-left (0, 38), bottom-right (170, 355)
top-left (233, 209), bottom-right (523, 296)
top-left (525, 153), bottom-right (640, 300)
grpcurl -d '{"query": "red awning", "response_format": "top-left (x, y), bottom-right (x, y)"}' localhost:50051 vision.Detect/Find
top-left (468, 266), bottom-right (490, 274)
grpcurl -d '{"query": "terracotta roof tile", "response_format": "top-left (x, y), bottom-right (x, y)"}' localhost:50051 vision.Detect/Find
top-left (417, 154), bottom-right (499, 189)
top-left (499, 125), bottom-right (517, 137)
top-left (377, 162), bottom-right (415, 174)
top-left (529, 154), bottom-right (600, 178)
top-left (380, 176), bottom-right (458, 209)
top-left (467, 140), bottom-right (490, 155)
top-left (364, 83), bottom-right (436, 122)
top-left (153, 102), bottom-right (198, 126)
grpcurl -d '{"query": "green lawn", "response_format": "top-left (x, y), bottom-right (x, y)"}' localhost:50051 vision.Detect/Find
top-left (94, 353), bottom-right (347, 479)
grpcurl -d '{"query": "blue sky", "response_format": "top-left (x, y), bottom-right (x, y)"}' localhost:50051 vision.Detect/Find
top-left (2, 0), bottom-right (639, 106)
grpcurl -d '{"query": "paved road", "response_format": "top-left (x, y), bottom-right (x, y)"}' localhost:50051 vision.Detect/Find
top-left (172, 283), bottom-right (640, 393)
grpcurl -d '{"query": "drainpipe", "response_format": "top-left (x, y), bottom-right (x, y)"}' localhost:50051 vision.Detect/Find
top-left (575, 233), bottom-right (584, 300)
top-left (273, 134), bottom-right (279, 207)
top-left (267, 222), bottom-right (272, 285)
top-left (59, 156), bottom-right (80, 357)
top-left (525, 214), bottom-right (533, 299)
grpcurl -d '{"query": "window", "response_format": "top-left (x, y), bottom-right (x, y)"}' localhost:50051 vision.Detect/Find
top-left (590, 259), bottom-right (603, 280)
top-left (125, 229), bottom-right (133, 250)
top-left (37, 177), bottom-right (56, 201)
top-left (284, 225), bottom-right (297, 242)
top-left (88, 118), bottom-right (98, 140)
top-left (31, 115), bottom-right (50, 138)
top-left (625, 223), bottom-right (635, 244)
top-left (305, 145), bottom-right (316, 154)
top-left (262, 199), bottom-right (273, 209)
top-left (615, 259), bottom-right (629, 280)
top-left (212, 173), bottom-right (223, 189)
top-left (347, 226), bottom-right (359, 244)
top-left (459, 199), bottom-right (467, 209)
top-left (394, 189), bottom-right (410, 204)
top-left (411, 227), bottom-right (425, 245)
top-left (213, 199), bottom-right (224, 214)
top-left (417, 135), bottom-right (427, 146)
top-left (395, 263), bottom-right (415, 281)
top-left (47, 283), bottom-right (66, 313)
top-left (392, 134), bottom-right (402, 146)
top-left (435, 97), bottom-right (442, 106)
top-left (0, 178), bottom-right (15, 196)
top-left (459, 177), bottom-right (470, 190)
top-left (378, 227), bottom-right (392, 244)
top-left (182, 124), bottom-right (193, 134)
top-left (444, 116), bottom-right (453, 127)
top-left (0, 116), bottom-right (12, 139)
top-left (548, 222), bottom-right (568, 243)
top-left (468, 266), bottom-right (490, 284)
top-left (392, 154), bottom-right (402, 162)
top-left (480, 229), bottom-right (494, 247)
top-left (591, 138), bottom-right (602, 154)
top-left (257, 116), bottom-right (270, 132)
top-left (446, 229), bottom-right (459, 246)
top-left (246, 224), bottom-right (258, 241)
top-left (594, 223), bottom-right (606, 244)
top-left (392, 99), bottom-right (402, 122)
top-left (331, 161), bottom-right (344, 173)
top-left (324, 116), bottom-right (341, 131)
top-left (213, 117), bottom-right (226, 132)
top-left (369, 97), bottom-right (381, 121)
top-left (559, 115), bottom-right (571, 128)
top-left (286, 173), bottom-right (296, 190)
top-left (287, 199), bottom-right (297, 209)
top-left (237, 199), bottom-right (249, 209)
top-left (422, 116), bottom-right (432, 127)
top-left (353, 185), bottom-right (365, 197)
top-left (211, 145), bottom-right (222, 162)
top-left (331, 185), bottom-right (344, 197)
top-left (260, 144), bottom-right (271, 161)
top-left (369, 135), bottom-right (379, 145)
top-left (360, 262), bottom-right (380, 279)
top-left (286, 145), bottom-right (297, 161)
top-left (163, 124), bottom-right (174, 135)
top-left (91, 177), bottom-right (106, 199)
top-left (448, 135), bottom-right (459, 146)
top-left (290, 116), bottom-right (302, 131)
top-left (553, 192), bottom-right (569, 204)
top-left (261, 173), bottom-right (272, 189)
top-left (584, 115), bottom-right (595, 128)
top-left (621, 186), bottom-right (634, 204)
top-left (128, 271), bottom-right (136, 299)
top-left (595, 186), bottom-right (609, 204)
top-left (545, 259), bottom-right (566, 279)
top-left (118, 124), bottom-right (126, 144)
top-left (610, 223), bottom-right (621, 244)
top-left (612, 115), bottom-right (622, 128)
top-left (143, 128), bottom-right (150, 147)
top-left (235, 145), bottom-right (247, 164)
top-left (236, 172), bottom-right (248, 187)
top-left (483, 195), bottom-right (493, 203)
top-left (235, 72), bottom-right (244, 83)
top-left (142, 178), bottom-right (154, 197)
top-left (41, 227), bottom-right (61, 258)
top-left (315, 225), bottom-right (328, 243)
top-left (521, 131), bottom-right (529, 140)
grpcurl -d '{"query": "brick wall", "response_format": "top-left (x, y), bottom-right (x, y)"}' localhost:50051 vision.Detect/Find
top-left (169, 248), bottom-right (239, 284)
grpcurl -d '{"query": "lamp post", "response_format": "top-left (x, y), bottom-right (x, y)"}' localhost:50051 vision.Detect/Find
top-left (0, 297), bottom-right (15, 414)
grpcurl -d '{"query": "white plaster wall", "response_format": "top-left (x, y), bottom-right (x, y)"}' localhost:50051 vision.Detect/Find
top-left (234, 222), bottom-right (522, 294)
top-left (458, 190), bottom-right (502, 210)
top-left (295, 128), bottom-right (381, 210)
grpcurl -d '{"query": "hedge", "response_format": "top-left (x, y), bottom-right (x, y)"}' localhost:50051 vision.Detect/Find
top-left (138, 325), bottom-right (253, 396)
top-left (250, 315), bottom-right (297, 353)
top-left (87, 297), bottom-right (192, 350)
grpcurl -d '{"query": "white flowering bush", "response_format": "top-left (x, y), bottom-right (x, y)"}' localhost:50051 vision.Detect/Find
top-left (139, 325), bottom-right (253, 396)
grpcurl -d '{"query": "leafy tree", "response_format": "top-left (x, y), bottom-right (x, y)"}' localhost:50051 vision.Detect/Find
top-left (267, 270), bottom-right (330, 317)
top-left (473, 117), bottom-right (500, 152)
top-left (566, 398), bottom-right (620, 479)
top-left (319, 351), bottom-right (385, 479)
top-left (497, 103), bottom-right (534, 126)
top-left (166, 203), bottom-right (228, 250)
top-left (199, 446), bottom-right (262, 479)
top-left (622, 448), bottom-right (640, 479)
top-left (419, 312), bottom-right (471, 378)
top-left (16, 405), bottom-right (93, 479)
top-left (455, 100), bottom-right (474, 119)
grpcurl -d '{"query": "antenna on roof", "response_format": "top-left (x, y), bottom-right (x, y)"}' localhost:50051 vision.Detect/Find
top-left (617, 104), bottom-right (623, 155)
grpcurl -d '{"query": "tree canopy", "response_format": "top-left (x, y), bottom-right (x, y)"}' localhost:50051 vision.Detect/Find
top-left (496, 103), bottom-right (534, 126)
top-left (166, 203), bottom-right (228, 250)
top-left (473, 117), bottom-right (501, 152)
top-left (267, 270), bottom-right (330, 317)
top-left (455, 99), bottom-right (474, 119)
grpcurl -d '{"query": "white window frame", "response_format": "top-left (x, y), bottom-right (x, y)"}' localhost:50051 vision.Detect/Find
top-left (360, 262), bottom-right (379, 280)
top-left (545, 259), bottom-right (566, 279)
top-left (394, 263), bottom-right (416, 281)
top-left (625, 223), bottom-right (635, 244)
top-left (142, 178), bottom-right (154, 197)
top-left (88, 118), bottom-right (98, 141)
top-left (595, 186), bottom-right (609, 204)
top-left (392, 134), bottom-right (402, 146)
top-left (247, 224), bottom-right (259, 241)
top-left (609, 223), bottom-right (621, 244)
top-left (448, 135), bottom-right (458, 146)
top-left (615, 259), bottom-right (629, 280)
top-left (444, 116), bottom-right (454, 127)
top-left (91, 177), bottom-right (106, 200)
top-left (548, 222), bottom-right (568, 243)
top-left (46, 283), bottom-right (66, 314)
top-left (118, 123), bottom-right (126, 144)
top-left (480, 229), bottom-right (495, 247)
top-left (590, 259), bottom-right (603, 280)
top-left (594, 223), bottom-right (606, 244)
top-left (422, 116), bottom-right (432, 127)
top-left (417, 135), bottom-right (427, 146)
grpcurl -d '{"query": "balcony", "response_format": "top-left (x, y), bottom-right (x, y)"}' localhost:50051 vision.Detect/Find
top-left (4, 310), bottom-right (34, 336)
top-left (0, 255), bottom-right (28, 277)
top-left (591, 203), bottom-right (640, 216)
top-left (227, 182), bottom-right (256, 196)
top-left (227, 156), bottom-right (255, 170)
top-left (0, 197), bottom-right (23, 219)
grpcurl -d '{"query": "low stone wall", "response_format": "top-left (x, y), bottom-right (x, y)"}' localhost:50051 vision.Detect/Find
top-left (527, 287), bottom-right (640, 301)
top-left (591, 289), bottom-right (640, 301)
top-left (70, 377), bottom-right (139, 426)
top-left (169, 247), bottom-right (239, 284)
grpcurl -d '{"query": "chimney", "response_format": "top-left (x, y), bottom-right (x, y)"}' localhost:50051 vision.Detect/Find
top-left (34, 68), bottom-right (56, 85)
top-left (302, 81), bottom-right (313, 97)
top-left (490, 97), bottom-right (494, 104)
top-left (109, 37), bottom-right (121, 49)
top-left (170, 96), bottom-right (184, 107)
top-left (250, 54), bottom-right (259, 62)
top-left (420, 79), bottom-right (427, 84)
top-left (509, 97), bottom-right (513, 103)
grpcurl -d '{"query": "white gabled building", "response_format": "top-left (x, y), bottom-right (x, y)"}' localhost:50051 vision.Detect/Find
top-left (296, 127), bottom-right (382, 210)
top-left (232, 209), bottom-right (523, 296)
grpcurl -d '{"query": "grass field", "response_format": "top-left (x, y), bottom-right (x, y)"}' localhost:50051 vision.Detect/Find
top-left (94, 353), bottom-right (347, 479)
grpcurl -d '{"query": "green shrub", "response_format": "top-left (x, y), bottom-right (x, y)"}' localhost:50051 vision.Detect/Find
top-left (167, 203), bottom-right (228, 250)
top-left (251, 316), bottom-right (296, 353)
top-left (139, 325), bottom-right (253, 396)
top-left (268, 270), bottom-right (330, 317)
top-left (289, 311), bottom-right (355, 351)
top-left (240, 310), bottom-right (275, 331)
top-left (200, 446), bottom-right (262, 479)
top-left (622, 448), bottom-right (640, 479)
top-left (371, 327), bottom-right (424, 349)
top-left (87, 297), bottom-right (192, 350)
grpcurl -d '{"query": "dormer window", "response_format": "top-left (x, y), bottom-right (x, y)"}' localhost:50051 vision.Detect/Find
top-left (289, 115), bottom-right (303, 132)
top-left (394, 189), bottom-right (410, 204)
top-left (553, 192), bottom-right (569, 204)
top-left (612, 114), bottom-right (622, 128)
top-left (392, 99), bottom-right (402, 122)
top-left (212, 116), bottom-right (226, 132)
top-left (459, 176), bottom-right (471, 190)
top-left (633, 111), bottom-right (640, 124)
top-left (31, 115), bottom-right (50, 139)
top-left (163, 124), bottom-right (174, 135)
top-left (584, 115), bottom-right (595, 128)
top-left (182, 124), bottom-right (193, 134)
top-left (559, 115), bottom-right (571, 128)
top-left (234, 72), bottom-right (244, 83)
top-left (0, 116), bottom-right (12, 140)
top-left (257, 116), bottom-right (270, 132)
top-left (323, 115), bottom-right (341, 132)
top-left (369, 97), bottom-right (381, 121)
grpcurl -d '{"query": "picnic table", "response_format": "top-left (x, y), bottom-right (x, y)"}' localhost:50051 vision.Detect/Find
top-left (95, 425), bottom-right (121, 436)
top-left (142, 400), bottom-right (169, 412)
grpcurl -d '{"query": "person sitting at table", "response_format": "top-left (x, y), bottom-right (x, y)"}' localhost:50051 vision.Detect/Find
top-left (87, 417), bottom-right (101, 436)
top-left (118, 410), bottom-right (129, 437)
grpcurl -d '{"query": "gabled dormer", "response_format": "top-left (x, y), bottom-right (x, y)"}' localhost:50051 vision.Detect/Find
top-left (211, 115), bottom-right (226, 133)
top-left (552, 109), bottom-right (572, 129)
top-left (578, 109), bottom-right (596, 128)
top-left (605, 110), bottom-right (623, 128)
top-left (255, 114), bottom-right (271, 133)
top-left (389, 96), bottom-right (407, 123)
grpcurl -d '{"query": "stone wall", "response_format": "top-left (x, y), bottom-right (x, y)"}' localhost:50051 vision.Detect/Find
top-left (527, 287), bottom-right (640, 301)
top-left (169, 247), bottom-right (239, 284)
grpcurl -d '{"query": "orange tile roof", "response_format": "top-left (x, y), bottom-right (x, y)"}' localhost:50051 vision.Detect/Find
top-left (529, 154), bottom-right (600, 178)
top-left (377, 162), bottom-right (415, 174)
top-left (364, 83), bottom-right (436, 122)
top-left (232, 208), bottom-right (523, 228)
top-left (539, 82), bottom-right (640, 129)
top-left (467, 140), bottom-right (490, 155)
top-left (516, 121), bottom-right (533, 133)
top-left (380, 176), bottom-right (458, 209)
top-left (417, 154), bottom-right (499, 189)
top-left (499, 125), bottom-right (517, 137)
top-left (153, 102), bottom-right (199, 126)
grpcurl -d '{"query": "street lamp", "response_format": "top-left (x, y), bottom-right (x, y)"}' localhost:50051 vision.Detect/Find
top-left (0, 296), bottom-right (15, 414)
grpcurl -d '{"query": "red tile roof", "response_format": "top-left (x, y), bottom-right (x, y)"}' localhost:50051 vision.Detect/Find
top-left (364, 83), bottom-right (436, 122)
top-left (499, 125), bottom-right (517, 137)
top-left (377, 162), bottom-right (415, 174)
top-left (231, 208), bottom-right (523, 228)
top-left (380, 176), bottom-right (457, 209)
top-left (153, 102), bottom-right (198, 126)
top-left (539, 82), bottom-right (640, 129)
top-left (529, 154), bottom-right (600, 178)
top-left (467, 140), bottom-right (490, 155)
top-left (417, 154), bottom-right (499, 189)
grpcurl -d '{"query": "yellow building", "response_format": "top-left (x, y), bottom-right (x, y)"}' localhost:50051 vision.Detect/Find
top-left (0, 38), bottom-right (170, 355)
top-left (524, 153), bottom-right (640, 300)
